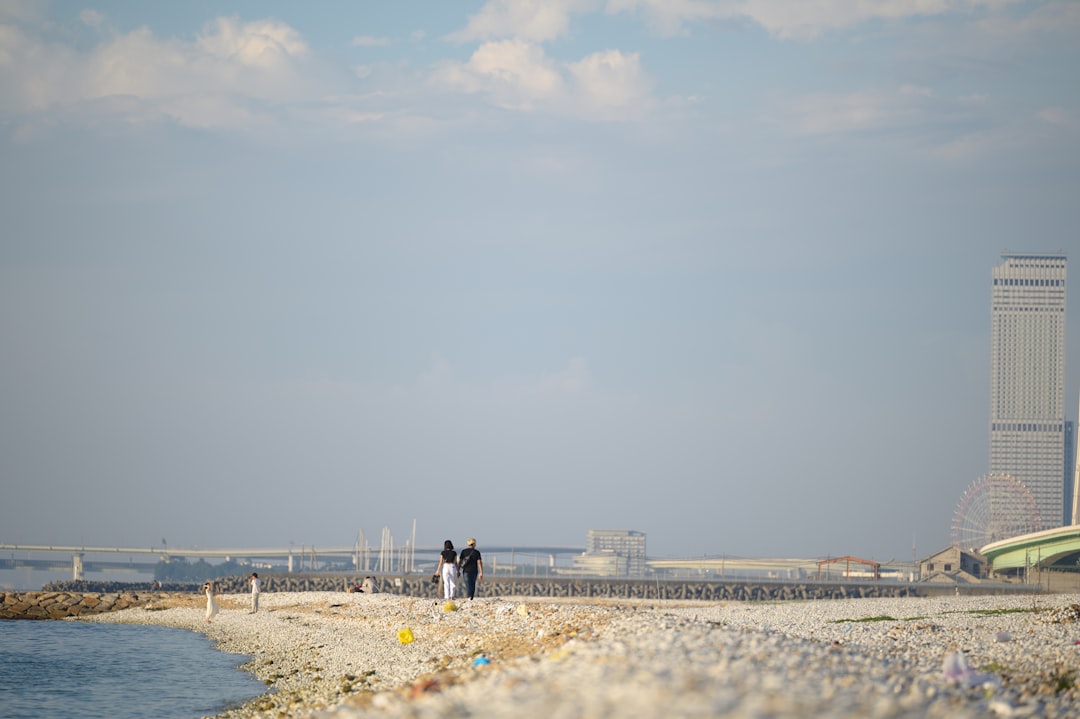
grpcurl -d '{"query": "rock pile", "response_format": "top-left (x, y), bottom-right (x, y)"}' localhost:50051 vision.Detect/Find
top-left (0, 591), bottom-right (166, 620)
top-left (1043, 603), bottom-right (1080, 623)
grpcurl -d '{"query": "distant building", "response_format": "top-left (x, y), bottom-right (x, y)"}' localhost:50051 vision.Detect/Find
top-left (1066, 418), bottom-right (1077, 525)
top-left (919, 546), bottom-right (986, 583)
top-left (583, 529), bottom-right (646, 577)
top-left (989, 253), bottom-right (1067, 531)
top-left (566, 552), bottom-right (626, 577)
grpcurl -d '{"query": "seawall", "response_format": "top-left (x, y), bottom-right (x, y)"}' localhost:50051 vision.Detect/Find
top-left (10, 573), bottom-right (1037, 620)
top-left (0, 590), bottom-right (171, 620)
top-left (188, 574), bottom-right (1036, 600)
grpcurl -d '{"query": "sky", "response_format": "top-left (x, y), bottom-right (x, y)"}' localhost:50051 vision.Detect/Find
top-left (2, 0), bottom-right (1079, 571)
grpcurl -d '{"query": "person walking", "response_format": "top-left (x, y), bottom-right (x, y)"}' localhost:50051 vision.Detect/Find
top-left (457, 537), bottom-right (483, 600)
top-left (436, 540), bottom-right (458, 600)
top-left (249, 572), bottom-right (261, 613)
top-left (203, 582), bottom-right (219, 623)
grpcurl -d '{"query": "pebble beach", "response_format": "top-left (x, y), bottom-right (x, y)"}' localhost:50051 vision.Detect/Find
top-left (78, 590), bottom-right (1080, 718)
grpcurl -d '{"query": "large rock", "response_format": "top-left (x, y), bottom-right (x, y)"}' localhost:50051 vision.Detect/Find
top-left (0, 591), bottom-right (158, 620)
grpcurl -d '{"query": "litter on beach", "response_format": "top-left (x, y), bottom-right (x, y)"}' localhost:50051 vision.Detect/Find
top-left (942, 651), bottom-right (998, 688)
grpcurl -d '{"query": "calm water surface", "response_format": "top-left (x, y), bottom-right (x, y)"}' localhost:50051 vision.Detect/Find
top-left (0, 620), bottom-right (266, 719)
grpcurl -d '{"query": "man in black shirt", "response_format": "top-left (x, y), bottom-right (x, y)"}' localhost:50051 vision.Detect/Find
top-left (457, 537), bottom-right (484, 600)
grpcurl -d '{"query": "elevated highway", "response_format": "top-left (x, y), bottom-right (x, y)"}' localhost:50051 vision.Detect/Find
top-left (1, 544), bottom-right (918, 586)
top-left (980, 524), bottom-right (1080, 573)
top-left (0, 543), bottom-right (586, 580)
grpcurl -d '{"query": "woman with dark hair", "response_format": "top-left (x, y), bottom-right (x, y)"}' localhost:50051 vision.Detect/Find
top-left (435, 539), bottom-right (458, 600)
top-left (203, 582), bottom-right (219, 623)
top-left (249, 572), bottom-right (261, 613)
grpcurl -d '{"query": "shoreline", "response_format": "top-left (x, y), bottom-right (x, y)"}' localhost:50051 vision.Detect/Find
top-left (78, 591), bottom-right (1080, 718)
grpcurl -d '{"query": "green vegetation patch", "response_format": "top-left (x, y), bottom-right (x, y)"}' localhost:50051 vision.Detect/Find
top-left (963, 607), bottom-right (1035, 617)
top-left (831, 615), bottom-right (897, 623)
top-left (1052, 671), bottom-right (1075, 693)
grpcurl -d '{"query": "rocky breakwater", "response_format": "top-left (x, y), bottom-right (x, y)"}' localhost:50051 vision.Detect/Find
top-left (0, 591), bottom-right (170, 620)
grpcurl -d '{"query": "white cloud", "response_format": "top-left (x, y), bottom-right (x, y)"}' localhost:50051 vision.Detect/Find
top-left (447, 0), bottom-right (598, 43)
top-left (605, 0), bottom-right (1030, 39)
top-left (432, 40), bottom-right (651, 119)
top-left (437, 0), bottom-right (654, 120)
top-left (194, 17), bottom-right (309, 68)
top-left (567, 49), bottom-right (653, 117)
top-left (433, 39), bottom-right (565, 110)
top-left (0, 16), bottom-right (344, 130)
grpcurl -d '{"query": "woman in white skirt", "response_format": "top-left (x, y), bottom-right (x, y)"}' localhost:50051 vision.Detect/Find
top-left (436, 540), bottom-right (458, 600)
top-left (203, 581), bottom-right (219, 623)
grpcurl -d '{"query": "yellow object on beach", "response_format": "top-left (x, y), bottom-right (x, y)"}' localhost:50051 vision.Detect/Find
top-left (397, 627), bottom-right (414, 644)
top-left (442, 601), bottom-right (458, 612)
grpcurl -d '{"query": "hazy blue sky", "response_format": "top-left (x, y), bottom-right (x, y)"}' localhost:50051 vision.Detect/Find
top-left (2, 0), bottom-right (1079, 567)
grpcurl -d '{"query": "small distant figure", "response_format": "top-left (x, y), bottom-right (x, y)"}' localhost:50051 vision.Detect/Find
top-left (150, 580), bottom-right (161, 591)
top-left (436, 540), bottom-right (458, 600)
top-left (249, 572), bottom-right (261, 613)
top-left (203, 582), bottom-right (219, 623)
top-left (361, 576), bottom-right (377, 594)
top-left (458, 538), bottom-right (484, 600)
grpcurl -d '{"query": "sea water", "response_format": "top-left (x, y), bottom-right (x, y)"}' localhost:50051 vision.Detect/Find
top-left (0, 620), bottom-right (267, 719)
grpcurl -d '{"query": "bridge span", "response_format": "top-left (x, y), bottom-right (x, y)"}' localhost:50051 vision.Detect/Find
top-left (0, 543), bottom-right (586, 581)
top-left (1, 543), bottom-right (923, 587)
top-left (980, 524), bottom-right (1080, 573)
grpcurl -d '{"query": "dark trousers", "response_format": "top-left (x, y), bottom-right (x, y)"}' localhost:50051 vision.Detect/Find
top-left (462, 571), bottom-right (478, 599)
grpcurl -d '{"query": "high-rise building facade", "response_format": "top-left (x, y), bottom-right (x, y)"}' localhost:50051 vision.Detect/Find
top-left (989, 253), bottom-right (1068, 529)
top-left (585, 529), bottom-right (647, 576)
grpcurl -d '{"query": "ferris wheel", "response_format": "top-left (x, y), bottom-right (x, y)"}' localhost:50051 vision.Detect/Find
top-left (950, 472), bottom-right (1044, 551)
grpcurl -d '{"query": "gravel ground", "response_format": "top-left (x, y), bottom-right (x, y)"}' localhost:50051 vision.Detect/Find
top-left (79, 590), bottom-right (1080, 718)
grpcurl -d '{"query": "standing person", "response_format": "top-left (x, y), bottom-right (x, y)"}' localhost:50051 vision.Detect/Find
top-left (436, 540), bottom-right (458, 600)
top-left (457, 538), bottom-right (483, 600)
top-left (203, 582), bottom-right (219, 623)
top-left (249, 572), bottom-right (261, 613)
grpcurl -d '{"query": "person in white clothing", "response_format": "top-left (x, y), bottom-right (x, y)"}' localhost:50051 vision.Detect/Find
top-left (249, 572), bottom-right (261, 613)
top-left (203, 582), bottom-right (219, 623)
top-left (436, 540), bottom-right (457, 600)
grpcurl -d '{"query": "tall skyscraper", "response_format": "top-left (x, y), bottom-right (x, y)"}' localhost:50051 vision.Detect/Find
top-left (989, 252), bottom-right (1068, 529)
